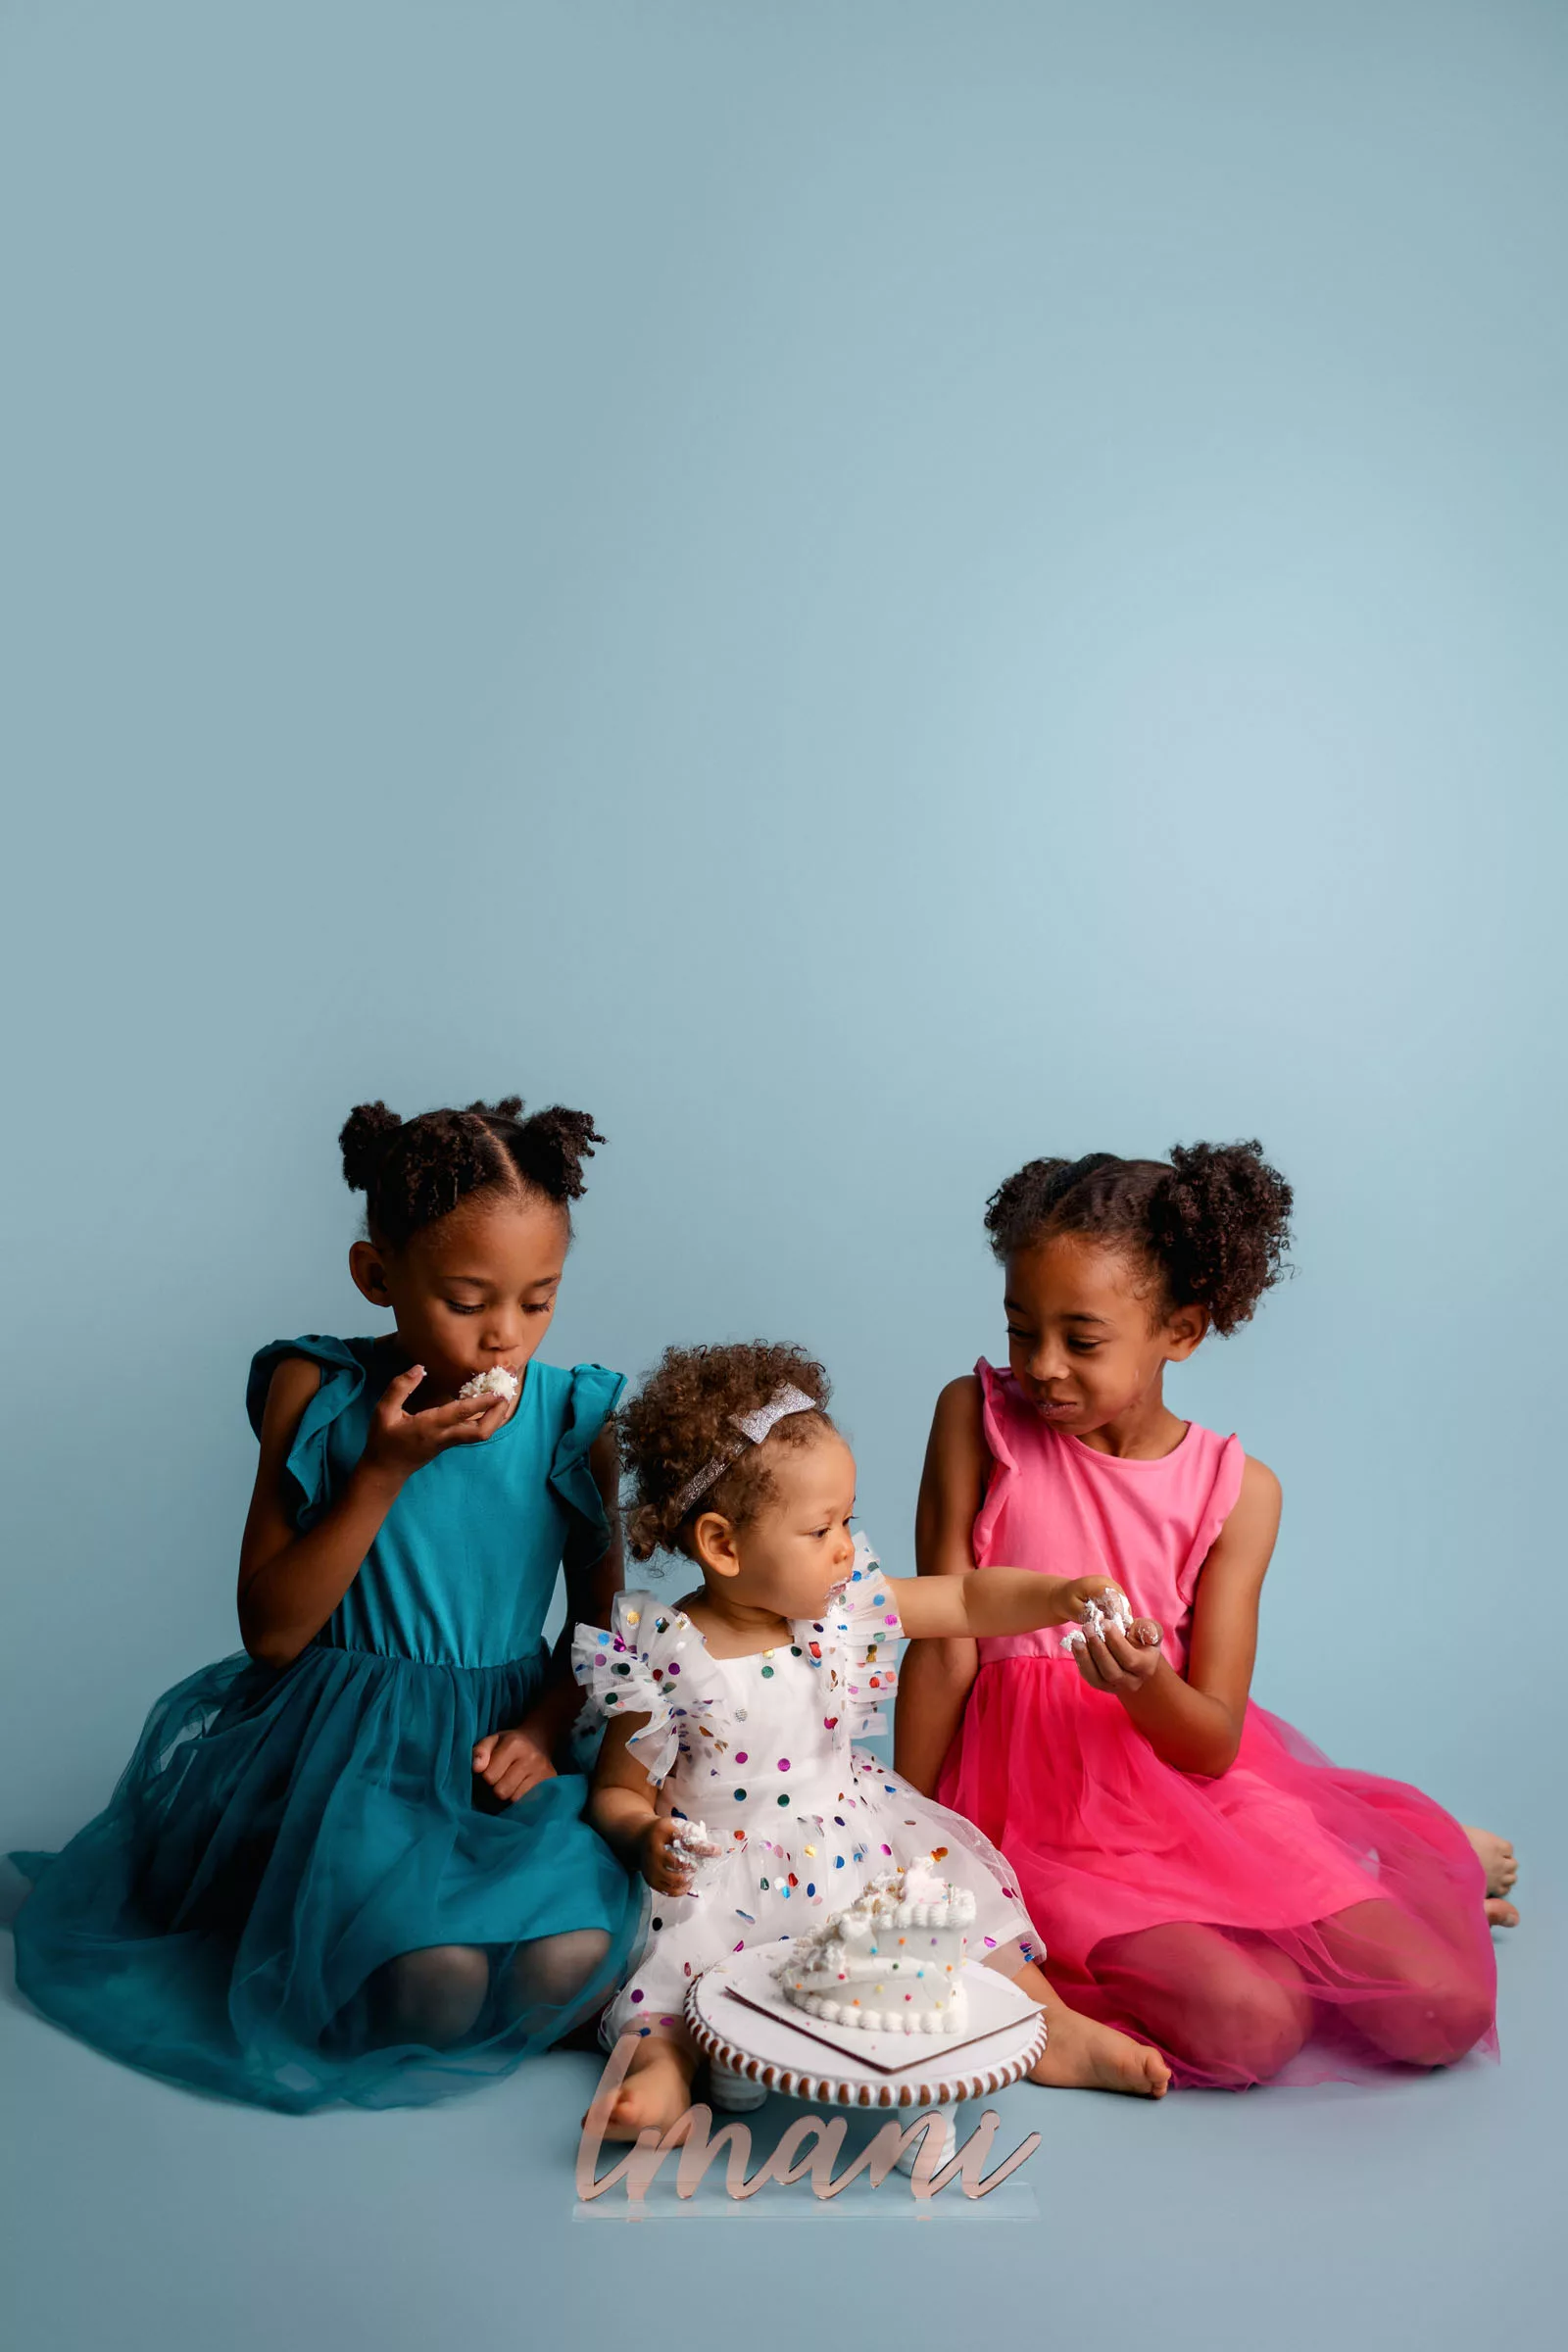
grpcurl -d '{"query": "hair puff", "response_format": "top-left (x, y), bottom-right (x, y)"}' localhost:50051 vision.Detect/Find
top-left (339, 1094), bottom-right (603, 1247)
top-left (984, 1140), bottom-right (1293, 1336)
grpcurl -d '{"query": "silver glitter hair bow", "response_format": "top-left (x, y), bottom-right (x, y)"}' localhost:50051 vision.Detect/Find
top-left (672, 1384), bottom-right (819, 1517)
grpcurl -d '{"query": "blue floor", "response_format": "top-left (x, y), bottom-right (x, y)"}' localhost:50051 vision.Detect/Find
top-left (3, 1902), bottom-right (1556, 2352)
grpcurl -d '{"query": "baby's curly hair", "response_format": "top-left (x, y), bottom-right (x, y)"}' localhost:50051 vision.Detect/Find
top-left (620, 1342), bottom-right (836, 1562)
top-left (338, 1096), bottom-right (602, 1248)
top-left (984, 1142), bottom-right (1294, 1337)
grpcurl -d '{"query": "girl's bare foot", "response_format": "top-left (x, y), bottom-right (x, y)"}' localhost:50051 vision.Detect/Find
top-left (1012, 1964), bottom-right (1171, 2097)
top-left (1464, 1826), bottom-right (1519, 1925)
top-left (584, 2035), bottom-right (696, 2140)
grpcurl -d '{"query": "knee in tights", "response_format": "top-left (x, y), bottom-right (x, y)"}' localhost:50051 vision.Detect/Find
top-left (1318, 1900), bottom-right (1493, 2069)
top-left (1097, 1925), bottom-right (1310, 2087)
top-left (510, 1927), bottom-right (612, 2014)
top-left (1200, 1973), bottom-right (1312, 2085)
top-left (377, 1943), bottom-right (491, 2048)
top-left (1357, 1973), bottom-right (1493, 2069)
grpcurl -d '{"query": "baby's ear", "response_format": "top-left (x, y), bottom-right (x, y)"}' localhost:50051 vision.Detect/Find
top-left (690, 1509), bottom-right (743, 1579)
top-left (349, 1239), bottom-right (393, 1306)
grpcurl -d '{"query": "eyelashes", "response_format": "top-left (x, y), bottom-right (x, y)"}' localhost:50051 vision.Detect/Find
top-left (444, 1300), bottom-right (556, 1317)
top-left (1007, 1327), bottom-right (1102, 1355)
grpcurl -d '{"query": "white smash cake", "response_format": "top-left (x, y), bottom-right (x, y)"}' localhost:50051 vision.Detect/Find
top-left (774, 1855), bottom-right (975, 2034)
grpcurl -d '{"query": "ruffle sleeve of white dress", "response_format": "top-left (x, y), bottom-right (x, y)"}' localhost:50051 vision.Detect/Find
top-left (570, 1591), bottom-right (704, 1785)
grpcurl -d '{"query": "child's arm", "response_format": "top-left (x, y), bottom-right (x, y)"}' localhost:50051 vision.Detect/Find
top-left (588, 1712), bottom-right (702, 1895)
top-left (473, 1425), bottom-right (624, 1802)
top-left (890, 1563), bottom-right (1130, 1642)
top-left (1068, 1456), bottom-right (1281, 1776)
top-left (237, 1357), bottom-right (508, 1668)
top-left (892, 1378), bottom-right (996, 1796)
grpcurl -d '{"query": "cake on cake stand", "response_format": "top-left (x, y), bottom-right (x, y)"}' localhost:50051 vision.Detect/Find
top-left (684, 1937), bottom-right (1047, 2173)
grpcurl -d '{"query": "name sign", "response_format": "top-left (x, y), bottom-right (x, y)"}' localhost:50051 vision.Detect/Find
top-left (576, 2034), bottom-right (1042, 2206)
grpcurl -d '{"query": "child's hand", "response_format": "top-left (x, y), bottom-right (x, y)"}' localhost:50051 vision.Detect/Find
top-left (362, 1365), bottom-right (512, 1482)
top-left (1072, 1614), bottom-right (1164, 1699)
top-left (1062, 1574), bottom-right (1134, 1624)
top-left (639, 1818), bottom-right (698, 1896)
top-left (471, 1727), bottom-right (557, 1804)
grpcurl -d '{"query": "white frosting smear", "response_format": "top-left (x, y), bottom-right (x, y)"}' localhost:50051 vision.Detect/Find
top-left (901, 1856), bottom-right (949, 1906)
top-left (669, 1819), bottom-right (724, 1859)
top-left (1060, 1585), bottom-right (1134, 1653)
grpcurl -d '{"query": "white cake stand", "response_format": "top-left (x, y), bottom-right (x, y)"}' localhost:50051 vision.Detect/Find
top-left (684, 1939), bottom-right (1047, 2173)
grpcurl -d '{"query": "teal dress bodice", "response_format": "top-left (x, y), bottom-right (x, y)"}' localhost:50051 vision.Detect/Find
top-left (247, 1336), bottom-right (619, 1667)
top-left (12, 1335), bottom-right (641, 2113)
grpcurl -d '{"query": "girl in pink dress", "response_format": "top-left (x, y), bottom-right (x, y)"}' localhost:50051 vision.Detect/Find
top-left (895, 1144), bottom-right (1514, 2090)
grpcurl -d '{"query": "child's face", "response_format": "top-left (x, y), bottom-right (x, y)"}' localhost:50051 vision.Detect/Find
top-left (697, 1431), bottom-right (859, 1620)
top-left (1003, 1232), bottom-right (1204, 1434)
top-left (349, 1191), bottom-right (568, 1397)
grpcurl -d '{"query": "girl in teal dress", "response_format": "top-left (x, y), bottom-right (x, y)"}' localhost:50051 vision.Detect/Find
top-left (11, 1096), bottom-right (641, 2111)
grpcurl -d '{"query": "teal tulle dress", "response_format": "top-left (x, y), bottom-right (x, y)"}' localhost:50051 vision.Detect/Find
top-left (10, 1337), bottom-right (641, 2112)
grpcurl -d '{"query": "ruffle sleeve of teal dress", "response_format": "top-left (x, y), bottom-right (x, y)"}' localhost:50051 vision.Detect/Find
top-left (9, 1337), bottom-right (642, 2111)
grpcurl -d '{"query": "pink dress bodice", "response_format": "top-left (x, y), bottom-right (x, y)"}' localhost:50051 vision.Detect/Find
top-left (971, 1360), bottom-right (1245, 1671)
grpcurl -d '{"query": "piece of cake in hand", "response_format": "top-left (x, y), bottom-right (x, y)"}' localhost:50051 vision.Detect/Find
top-left (1058, 1585), bottom-right (1162, 1654)
top-left (459, 1366), bottom-right (520, 1405)
top-left (667, 1818), bottom-right (726, 1891)
top-left (667, 1818), bottom-right (723, 1861)
top-left (1058, 1584), bottom-right (1133, 1652)
top-left (774, 1853), bottom-right (976, 2034)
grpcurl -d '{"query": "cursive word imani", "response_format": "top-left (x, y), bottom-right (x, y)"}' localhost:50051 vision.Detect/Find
top-left (576, 2035), bottom-right (1042, 2205)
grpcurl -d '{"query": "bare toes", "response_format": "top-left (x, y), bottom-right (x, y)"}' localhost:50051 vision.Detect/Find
top-left (1463, 1826), bottom-right (1520, 1897)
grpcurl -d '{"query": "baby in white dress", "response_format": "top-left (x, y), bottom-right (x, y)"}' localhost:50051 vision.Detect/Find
top-left (573, 1340), bottom-right (1140, 2138)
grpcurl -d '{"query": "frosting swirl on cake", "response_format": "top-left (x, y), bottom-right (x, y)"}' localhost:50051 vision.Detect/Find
top-left (774, 1855), bottom-right (973, 2034)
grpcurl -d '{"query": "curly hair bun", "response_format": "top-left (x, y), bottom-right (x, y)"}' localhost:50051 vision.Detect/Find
top-left (1152, 1141), bottom-right (1294, 1336)
top-left (339, 1094), bottom-right (604, 1246)
top-left (339, 1102), bottom-right (404, 1194)
top-left (619, 1341), bottom-right (835, 1562)
top-left (984, 1139), bottom-right (1293, 1337)
top-left (512, 1105), bottom-right (603, 1204)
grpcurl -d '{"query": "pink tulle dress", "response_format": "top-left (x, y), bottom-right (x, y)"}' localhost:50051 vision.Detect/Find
top-left (935, 1362), bottom-right (1497, 2088)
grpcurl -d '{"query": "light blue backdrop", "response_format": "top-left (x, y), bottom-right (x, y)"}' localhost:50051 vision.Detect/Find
top-left (1, 6), bottom-right (1562, 2349)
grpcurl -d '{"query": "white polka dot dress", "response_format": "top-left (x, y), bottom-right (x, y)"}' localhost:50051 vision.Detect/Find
top-left (572, 1537), bottom-right (1039, 2047)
